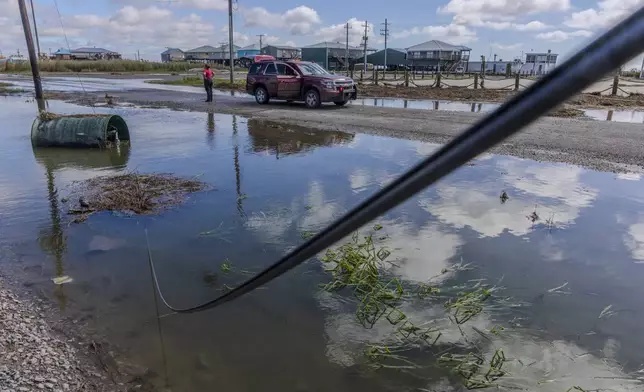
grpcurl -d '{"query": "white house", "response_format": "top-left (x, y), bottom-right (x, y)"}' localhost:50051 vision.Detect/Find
top-left (519, 50), bottom-right (558, 75)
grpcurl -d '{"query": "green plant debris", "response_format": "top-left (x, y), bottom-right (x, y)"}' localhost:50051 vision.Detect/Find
top-left (220, 259), bottom-right (232, 273)
top-left (301, 231), bottom-right (316, 239)
top-left (304, 205), bottom-right (313, 210)
top-left (320, 229), bottom-right (509, 390)
top-left (198, 222), bottom-right (233, 243)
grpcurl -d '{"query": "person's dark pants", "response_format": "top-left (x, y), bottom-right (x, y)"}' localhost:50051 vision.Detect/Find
top-left (204, 79), bottom-right (213, 102)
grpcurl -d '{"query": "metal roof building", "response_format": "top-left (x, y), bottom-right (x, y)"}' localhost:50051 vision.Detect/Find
top-left (301, 41), bottom-right (376, 70)
top-left (161, 48), bottom-right (185, 62)
top-left (405, 40), bottom-right (471, 71)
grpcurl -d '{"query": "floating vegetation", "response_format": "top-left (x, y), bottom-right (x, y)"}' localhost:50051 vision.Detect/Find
top-left (38, 112), bottom-right (110, 122)
top-left (301, 231), bottom-right (316, 240)
top-left (66, 172), bottom-right (206, 223)
top-left (220, 259), bottom-right (232, 273)
top-left (199, 222), bottom-right (233, 243)
top-left (500, 191), bottom-right (509, 203)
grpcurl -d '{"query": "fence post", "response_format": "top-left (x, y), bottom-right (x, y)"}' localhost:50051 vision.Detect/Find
top-left (374, 68), bottom-right (379, 85)
top-left (436, 73), bottom-right (442, 88)
top-left (394, 69), bottom-right (398, 80)
top-left (611, 73), bottom-right (619, 96)
top-left (404, 69), bottom-right (409, 87)
top-left (422, 69), bottom-right (425, 79)
top-left (474, 74), bottom-right (478, 89)
top-left (480, 75), bottom-right (485, 89)
top-left (360, 70), bottom-right (363, 82)
top-left (350, 68), bottom-right (354, 80)
top-left (514, 73), bottom-right (520, 91)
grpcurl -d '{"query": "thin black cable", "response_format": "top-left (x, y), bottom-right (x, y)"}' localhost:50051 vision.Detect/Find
top-left (146, 8), bottom-right (644, 314)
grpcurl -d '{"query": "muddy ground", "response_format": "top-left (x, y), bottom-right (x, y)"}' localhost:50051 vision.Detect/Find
top-left (56, 89), bottom-right (644, 174)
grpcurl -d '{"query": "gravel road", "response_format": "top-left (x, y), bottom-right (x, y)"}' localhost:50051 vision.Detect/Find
top-left (63, 89), bottom-right (644, 173)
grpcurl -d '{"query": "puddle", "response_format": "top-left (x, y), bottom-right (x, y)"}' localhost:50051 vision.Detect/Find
top-left (3, 95), bottom-right (644, 391)
top-left (352, 97), bottom-right (644, 123)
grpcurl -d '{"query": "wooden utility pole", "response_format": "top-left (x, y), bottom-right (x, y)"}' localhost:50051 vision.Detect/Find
top-left (28, 0), bottom-right (41, 57)
top-left (257, 34), bottom-right (265, 53)
top-left (361, 21), bottom-right (368, 72)
top-left (18, 0), bottom-right (45, 111)
top-left (380, 19), bottom-right (389, 72)
top-left (344, 22), bottom-right (351, 73)
top-left (227, 0), bottom-right (234, 83)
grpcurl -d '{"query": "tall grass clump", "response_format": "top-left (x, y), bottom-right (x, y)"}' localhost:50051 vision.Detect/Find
top-left (3, 60), bottom-right (195, 73)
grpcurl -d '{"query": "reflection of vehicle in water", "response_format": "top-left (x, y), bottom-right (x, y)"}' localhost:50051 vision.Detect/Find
top-left (246, 119), bottom-right (354, 158)
top-left (247, 60), bottom-right (357, 108)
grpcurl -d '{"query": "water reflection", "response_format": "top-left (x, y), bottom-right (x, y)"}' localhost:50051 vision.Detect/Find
top-left (4, 96), bottom-right (644, 391)
top-left (246, 119), bottom-right (355, 158)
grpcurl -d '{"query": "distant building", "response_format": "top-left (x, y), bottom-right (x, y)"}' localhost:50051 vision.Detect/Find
top-left (262, 45), bottom-right (301, 61)
top-left (185, 44), bottom-right (240, 65)
top-left (467, 60), bottom-right (522, 74)
top-left (366, 48), bottom-right (408, 69)
top-left (161, 48), bottom-right (185, 62)
top-left (238, 43), bottom-right (262, 58)
top-left (520, 50), bottom-right (558, 75)
top-left (405, 40), bottom-right (471, 72)
top-left (71, 47), bottom-right (121, 60)
top-left (52, 48), bottom-right (72, 60)
top-left (301, 41), bottom-right (375, 70)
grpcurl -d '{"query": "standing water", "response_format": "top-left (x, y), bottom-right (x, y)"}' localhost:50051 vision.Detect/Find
top-left (2, 95), bottom-right (644, 391)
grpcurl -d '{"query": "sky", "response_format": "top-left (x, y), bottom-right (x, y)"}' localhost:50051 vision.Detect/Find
top-left (0, 0), bottom-right (643, 68)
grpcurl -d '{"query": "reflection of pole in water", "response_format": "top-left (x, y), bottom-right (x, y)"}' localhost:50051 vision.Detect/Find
top-left (471, 103), bottom-right (476, 112)
top-left (403, 100), bottom-right (408, 109)
top-left (433, 101), bottom-right (439, 110)
top-left (607, 110), bottom-right (613, 121)
top-left (206, 112), bottom-right (215, 149)
top-left (44, 166), bottom-right (67, 310)
top-left (477, 103), bottom-right (482, 112)
top-left (232, 115), bottom-right (245, 217)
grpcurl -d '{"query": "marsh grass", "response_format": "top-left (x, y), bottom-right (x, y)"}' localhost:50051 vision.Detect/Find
top-left (3, 60), bottom-right (193, 73)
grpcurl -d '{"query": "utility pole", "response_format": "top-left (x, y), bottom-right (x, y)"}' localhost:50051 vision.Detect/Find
top-left (28, 0), bottom-right (40, 57)
top-left (227, 0), bottom-right (234, 83)
top-left (17, 0), bottom-right (44, 111)
top-left (380, 19), bottom-right (389, 71)
top-left (257, 34), bottom-right (265, 53)
top-left (361, 21), bottom-right (368, 72)
top-left (344, 22), bottom-right (351, 72)
top-left (639, 55), bottom-right (644, 79)
top-left (137, 49), bottom-right (141, 61)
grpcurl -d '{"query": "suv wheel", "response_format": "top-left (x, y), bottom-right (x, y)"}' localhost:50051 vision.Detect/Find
top-left (255, 86), bottom-right (269, 104)
top-left (305, 89), bottom-right (321, 109)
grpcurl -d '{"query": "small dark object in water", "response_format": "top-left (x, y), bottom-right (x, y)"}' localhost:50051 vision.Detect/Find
top-left (527, 211), bottom-right (539, 223)
top-left (61, 197), bottom-right (68, 203)
top-left (500, 191), bottom-right (509, 203)
top-left (79, 196), bottom-right (90, 208)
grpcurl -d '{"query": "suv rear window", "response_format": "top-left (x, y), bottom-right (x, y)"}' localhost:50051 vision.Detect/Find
top-left (248, 63), bottom-right (263, 74)
top-left (264, 63), bottom-right (277, 75)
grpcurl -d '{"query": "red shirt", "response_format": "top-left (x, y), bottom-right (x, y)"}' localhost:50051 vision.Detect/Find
top-left (203, 69), bottom-right (213, 80)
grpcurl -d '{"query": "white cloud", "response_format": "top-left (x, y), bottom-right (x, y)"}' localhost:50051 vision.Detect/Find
top-left (440, 0), bottom-right (570, 19)
top-left (316, 18), bottom-right (370, 46)
top-left (624, 221), bottom-right (644, 262)
top-left (241, 6), bottom-right (320, 35)
top-left (536, 29), bottom-right (593, 42)
top-left (491, 42), bottom-right (523, 51)
top-left (455, 16), bottom-right (550, 31)
top-left (392, 23), bottom-right (477, 44)
top-left (565, 0), bottom-right (644, 30)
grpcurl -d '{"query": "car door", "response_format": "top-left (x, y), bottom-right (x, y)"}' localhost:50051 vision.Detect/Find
top-left (276, 63), bottom-right (301, 99)
top-left (263, 62), bottom-right (279, 97)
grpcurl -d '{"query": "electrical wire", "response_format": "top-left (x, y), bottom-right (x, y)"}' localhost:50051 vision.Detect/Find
top-left (52, 0), bottom-right (95, 113)
top-left (147, 7), bottom-right (644, 314)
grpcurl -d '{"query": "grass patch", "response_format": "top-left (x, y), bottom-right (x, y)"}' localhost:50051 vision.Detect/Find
top-left (65, 172), bottom-right (206, 223)
top-left (147, 76), bottom-right (246, 91)
top-left (2, 60), bottom-right (195, 73)
top-left (38, 112), bottom-right (109, 121)
top-left (0, 82), bottom-right (24, 95)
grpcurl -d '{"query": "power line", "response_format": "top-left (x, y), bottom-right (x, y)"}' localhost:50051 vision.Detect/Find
top-left (380, 19), bottom-right (389, 71)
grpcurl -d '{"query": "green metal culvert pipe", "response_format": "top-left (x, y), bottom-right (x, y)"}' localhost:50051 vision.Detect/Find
top-left (31, 114), bottom-right (130, 148)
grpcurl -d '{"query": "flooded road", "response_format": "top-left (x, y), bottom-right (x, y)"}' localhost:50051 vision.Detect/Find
top-left (2, 95), bottom-right (644, 391)
top-left (3, 75), bottom-right (643, 123)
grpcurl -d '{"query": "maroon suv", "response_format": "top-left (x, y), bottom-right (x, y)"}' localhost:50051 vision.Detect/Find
top-left (246, 60), bottom-right (357, 108)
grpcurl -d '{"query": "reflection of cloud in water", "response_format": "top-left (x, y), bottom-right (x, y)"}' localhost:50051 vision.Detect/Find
top-left (380, 221), bottom-right (463, 282)
top-left (245, 210), bottom-right (293, 245)
top-left (349, 168), bottom-right (371, 194)
top-left (617, 172), bottom-right (642, 181)
top-left (424, 159), bottom-right (597, 237)
top-left (300, 181), bottom-right (343, 231)
top-left (624, 222), bottom-right (644, 262)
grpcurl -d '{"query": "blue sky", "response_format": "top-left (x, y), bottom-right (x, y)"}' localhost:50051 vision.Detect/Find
top-left (0, 0), bottom-right (642, 68)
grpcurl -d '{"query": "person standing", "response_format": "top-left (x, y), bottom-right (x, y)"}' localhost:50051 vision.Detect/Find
top-left (203, 64), bottom-right (214, 102)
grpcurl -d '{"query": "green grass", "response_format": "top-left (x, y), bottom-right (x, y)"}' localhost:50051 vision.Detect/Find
top-left (146, 76), bottom-right (246, 91)
top-left (0, 82), bottom-right (23, 95)
top-left (2, 60), bottom-right (196, 74)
